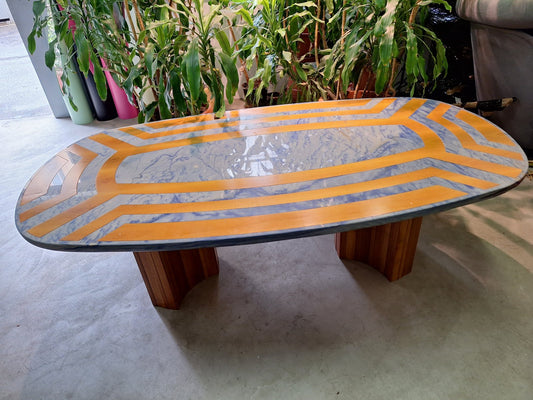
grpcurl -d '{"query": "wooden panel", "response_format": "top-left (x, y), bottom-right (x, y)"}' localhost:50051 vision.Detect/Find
top-left (335, 217), bottom-right (423, 281)
top-left (134, 248), bottom-right (219, 309)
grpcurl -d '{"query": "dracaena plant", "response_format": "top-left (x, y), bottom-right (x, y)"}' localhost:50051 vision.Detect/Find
top-left (235, 0), bottom-right (326, 105)
top-left (324, 0), bottom-right (451, 98)
top-left (28, 0), bottom-right (239, 121)
top-left (117, 0), bottom-right (239, 120)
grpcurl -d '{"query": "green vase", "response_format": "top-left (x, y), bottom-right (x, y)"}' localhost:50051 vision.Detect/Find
top-left (59, 67), bottom-right (94, 125)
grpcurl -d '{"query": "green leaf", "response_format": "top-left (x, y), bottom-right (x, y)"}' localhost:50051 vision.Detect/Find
top-left (236, 8), bottom-right (253, 26)
top-left (74, 30), bottom-right (90, 74)
top-left (374, 62), bottom-right (389, 95)
top-left (417, 56), bottom-right (428, 83)
top-left (323, 55), bottom-right (338, 81)
top-left (44, 40), bottom-right (56, 70)
top-left (262, 59), bottom-right (272, 83)
top-left (32, 1), bottom-right (46, 17)
top-left (215, 102), bottom-right (226, 118)
top-left (137, 30), bottom-right (147, 45)
top-left (293, 1), bottom-right (317, 8)
top-left (418, 0), bottom-right (452, 11)
top-left (404, 24), bottom-right (418, 78)
top-left (434, 40), bottom-right (447, 78)
top-left (68, 94), bottom-right (79, 113)
top-left (219, 52), bottom-right (239, 102)
top-left (215, 30), bottom-right (232, 56)
top-left (170, 69), bottom-right (186, 113)
top-left (184, 39), bottom-right (201, 102)
top-left (145, 43), bottom-right (155, 78)
top-left (375, 0), bottom-right (386, 9)
top-left (122, 67), bottom-right (139, 105)
top-left (276, 28), bottom-right (286, 38)
top-left (27, 30), bottom-right (36, 55)
top-left (91, 55), bottom-right (108, 101)
top-left (158, 79), bottom-right (172, 120)
top-left (143, 101), bottom-right (158, 123)
top-left (294, 63), bottom-right (307, 82)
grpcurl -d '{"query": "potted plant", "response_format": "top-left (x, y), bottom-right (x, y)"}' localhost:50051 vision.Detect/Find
top-left (323, 0), bottom-right (451, 99)
top-left (28, 0), bottom-right (240, 121)
top-left (235, 0), bottom-right (325, 105)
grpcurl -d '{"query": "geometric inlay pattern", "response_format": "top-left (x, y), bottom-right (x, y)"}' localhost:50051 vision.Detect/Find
top-left (15, 98), bottom-right (528, 251)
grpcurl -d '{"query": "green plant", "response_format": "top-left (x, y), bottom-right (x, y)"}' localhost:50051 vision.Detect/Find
top-left (28, 0), bottom-right (240, 121)
top-left (235, 0), bottom-right (325, 104)
top-left (324, 0), bottom-right (451, 97)
top-left (28, 0), bottom-right (117, 109)
top-left (28, 0), bottom-right (451, 118)
top-left (117, 0), bottom-right (240, 120)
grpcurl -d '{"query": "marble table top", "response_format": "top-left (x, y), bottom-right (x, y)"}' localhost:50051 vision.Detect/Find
top-left (15, 98), bottom-right (529, 252)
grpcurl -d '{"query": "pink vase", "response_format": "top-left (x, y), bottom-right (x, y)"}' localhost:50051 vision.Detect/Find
top-left (100, 59), bottom-right (138, 120)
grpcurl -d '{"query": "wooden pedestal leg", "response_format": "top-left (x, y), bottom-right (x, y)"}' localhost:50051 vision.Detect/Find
top-left (133, 248), bottom-right (219, 309)
top-left (335, 217), bottom-right (423, 281)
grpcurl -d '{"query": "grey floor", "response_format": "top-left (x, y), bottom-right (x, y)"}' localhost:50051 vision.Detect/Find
top-left (1, 22), bottom-right (533, 400)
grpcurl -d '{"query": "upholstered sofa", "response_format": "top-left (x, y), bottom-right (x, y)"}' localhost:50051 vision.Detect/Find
top-left (456, 0), bottom-right (533, 155)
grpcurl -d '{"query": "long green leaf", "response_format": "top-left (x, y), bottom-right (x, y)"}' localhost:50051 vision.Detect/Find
top-left (184, 39), bottom-right (201, 102)
top-left (158, 79), bottom-right (172, 120)
top-left (418, 0), bottom-right (452, 11)
top-left (145, 43), bottom-right (154, 78)
top-left (215, 30), bottom-right (232, 56)
top-left (236, 8), bottom-right (253, 26)
top-left (91, 54), bottom-right (107, 101)
top-left (74, 30), bottom-right (90, 74)
top-left (170, 68), bottom-right (186, 114)
top-left (374, 62), bottom-right (389, 95)
top-left (219, 52), bottom-right (239, 102)
top-left (294, 63), bottom-right (307, 82)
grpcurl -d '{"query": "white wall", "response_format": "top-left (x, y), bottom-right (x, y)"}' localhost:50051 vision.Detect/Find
top-left (5, 0), bottom-right (69, 117)
top-left (0, 0), bottom-right (12, 20)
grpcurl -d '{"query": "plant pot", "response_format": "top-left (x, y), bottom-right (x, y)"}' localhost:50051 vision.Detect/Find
top-left (242, 82), bottom-right (279, 107)
top-left (354, 66), bottom-right (378, 98)
top-left (100, 59), bottom-right (138, 120)
top-left (57, 68), bottom-right (94, 125)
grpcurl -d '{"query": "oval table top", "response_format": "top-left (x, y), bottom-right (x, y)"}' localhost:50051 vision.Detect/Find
top-left (15, 98), bottom-right (528, 252)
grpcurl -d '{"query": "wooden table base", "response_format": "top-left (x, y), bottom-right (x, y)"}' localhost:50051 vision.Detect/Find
top-left (134, 248), bottom-right (219, 309)
top-left (134, 218), bottom-right (422, 309)
top-left (335, 217), bottom-right (423, 281)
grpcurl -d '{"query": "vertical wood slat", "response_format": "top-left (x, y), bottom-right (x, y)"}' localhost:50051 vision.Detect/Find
top-left (134, 248), bottom-right (219, 309)
top-left (335, 217), bottom-right (423, 281)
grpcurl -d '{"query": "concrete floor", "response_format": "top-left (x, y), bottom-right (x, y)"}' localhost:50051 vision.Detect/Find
top-left (1, 22), bottom-right (533, 400)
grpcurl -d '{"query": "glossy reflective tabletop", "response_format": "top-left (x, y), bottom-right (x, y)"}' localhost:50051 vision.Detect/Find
top-left (15, 98), bottom-right (529, 309)
top-left (16, 98), bottom-right (528, 252)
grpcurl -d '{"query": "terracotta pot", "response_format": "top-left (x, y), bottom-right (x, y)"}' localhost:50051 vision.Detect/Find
top-left (354, 66), bottom-right (378, 98)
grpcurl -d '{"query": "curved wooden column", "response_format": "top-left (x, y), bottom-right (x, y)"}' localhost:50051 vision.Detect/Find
top-left (134, 248), bottom-right (219, 309)
top-left (335, 217), bottom-right (423, 281)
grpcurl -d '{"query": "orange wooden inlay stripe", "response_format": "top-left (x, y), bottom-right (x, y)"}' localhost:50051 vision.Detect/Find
top-left (61, 167), bottom-right (496, 241)
top-left (27, 193), bottom-right (116, 237)
top-left (20, 153), bottom-right (70, 206)
top-left (120, 99), bottom-right (394, 139)
top-left (455, 109), bottom-right (516, 146)
top-left (99, 186), bottom-right (466, 242)
top-left (438, 153), bottom-right (524, 179)
top-left (19, 144), bottom-right (98, 222)
top-left (427, 104), bottom-right (523, 160)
